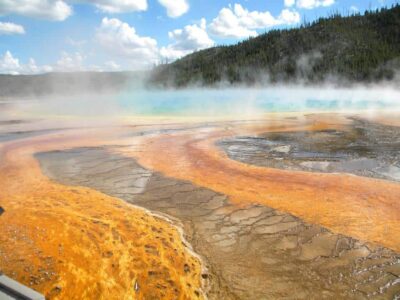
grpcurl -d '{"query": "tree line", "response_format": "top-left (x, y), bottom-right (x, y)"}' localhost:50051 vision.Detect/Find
top-left (149, 4), bottom-right (400, 87)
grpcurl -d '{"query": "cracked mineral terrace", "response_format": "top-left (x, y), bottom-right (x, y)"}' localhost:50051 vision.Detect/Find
top-left (37, 145), bottom-right (400, 299)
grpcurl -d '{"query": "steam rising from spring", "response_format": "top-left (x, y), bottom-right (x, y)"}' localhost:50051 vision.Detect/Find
top-left (2, 84), bottom-right (400, 123)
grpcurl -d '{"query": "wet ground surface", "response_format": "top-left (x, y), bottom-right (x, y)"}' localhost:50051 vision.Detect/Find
top-left (0, 120), bottom-right (30, 126)
top-left (37, 147), bottom-right (400, 299)
top-left (0, 128), bottom-right (62, 143)
top-left (219, 119), bottom-right (400, 182)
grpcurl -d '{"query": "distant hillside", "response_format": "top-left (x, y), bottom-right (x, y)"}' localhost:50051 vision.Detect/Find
top-left (0, 72), bottom-right (144, 99)
top-left (149, 5), bottom-right (400, 87)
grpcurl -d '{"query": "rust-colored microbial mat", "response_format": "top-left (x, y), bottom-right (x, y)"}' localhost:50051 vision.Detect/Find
top-left (1, 113), bottom-right (400, 299)
top-left (0, 132), bottom-right (204, 300)
top-left (131, 115), bottom-right (400, 252)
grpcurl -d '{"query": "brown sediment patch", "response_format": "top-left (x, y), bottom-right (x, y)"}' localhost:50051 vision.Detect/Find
top-left (0, 131), bottom-right (205, 299)
top-left (128, 115), bottom-right (400, 252)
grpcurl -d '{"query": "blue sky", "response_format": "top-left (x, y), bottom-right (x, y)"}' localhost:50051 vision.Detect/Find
top-left (0, 0), bottom-right (397, 74)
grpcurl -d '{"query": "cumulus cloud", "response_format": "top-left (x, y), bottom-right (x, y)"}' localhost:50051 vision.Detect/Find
top-left (296, 0), bottom-right (335, 9)
top-left (26, 58), bottom-right (53, 73)
top-left (284, 0), bottom-right (296, 7)
top-left (279, 9), bottom-right (302, 24)
top-left (0, 50), bottom-right (131, 74)
top-left (0, 22), bottom-right (25, 35)
top-left (0, 51), bottom-right (53, 74)
top-left (83, 0), bottom-right (147, 13)
top-left (54, 51), bottom-right (85, 71)
top-left (96, 17), bottom-right (212, 65)
top-left (160, 19), bottom-right (214, 61)
top-left (96, 17), bottom-right (159, 68)
top-left (0, 51), bottom-right (21, 74)
top-left (0, 0), bottom-right (148, 21)
top-left (209, 4), bottom-right (300, 39)
top-left (0, 0), bottom-right (72, 21)
top-left (158, 0), bottom-right (189, 18)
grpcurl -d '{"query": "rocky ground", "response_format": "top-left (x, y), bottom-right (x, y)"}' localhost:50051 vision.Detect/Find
top-left (37, 146), bottom-right (400, 299)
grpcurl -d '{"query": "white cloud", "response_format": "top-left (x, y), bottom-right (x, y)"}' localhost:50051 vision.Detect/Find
top-left (0, 0), bottom-right (148, 21)
top-left (26, 58), bottom-right (53, 73)
top-left (55, 51), bottom-right (84, 71)
top-left (157, 0), bottom-right (189, 18)
top-left (96, 17), bottom-right (159, 68)
top-left (0, 50), bottom-right (132, 74)
top-left (160, 19), bottom-right (214, 61)
top-left (0, 51), bottom-right (21, 74)
top-left (0, 51), bottom-right (53, 74)
top-left (0, 22), bottom-right (25, 35)
top-left (209, 4), bottom-right (300, 39)
top-left (83, 0), bottom-right (147, 13)
top-left (53, 53), bottom-right (122, 72)
top-left (0, 0), bottom-right (72, 21)
top-left (279, 9), bottom-right (301, 24)
top-left (296, 0), bottom-right (335, 9)
top-left (284, 0), bottom-right (296, 7)
top-left (97, 17), bottom-right (213, 65)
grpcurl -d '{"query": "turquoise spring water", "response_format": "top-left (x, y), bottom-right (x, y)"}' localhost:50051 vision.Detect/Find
top-left (117, 88), bottom-right (398, 117)
top-left (15, 87), bottom-right (399, 119)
